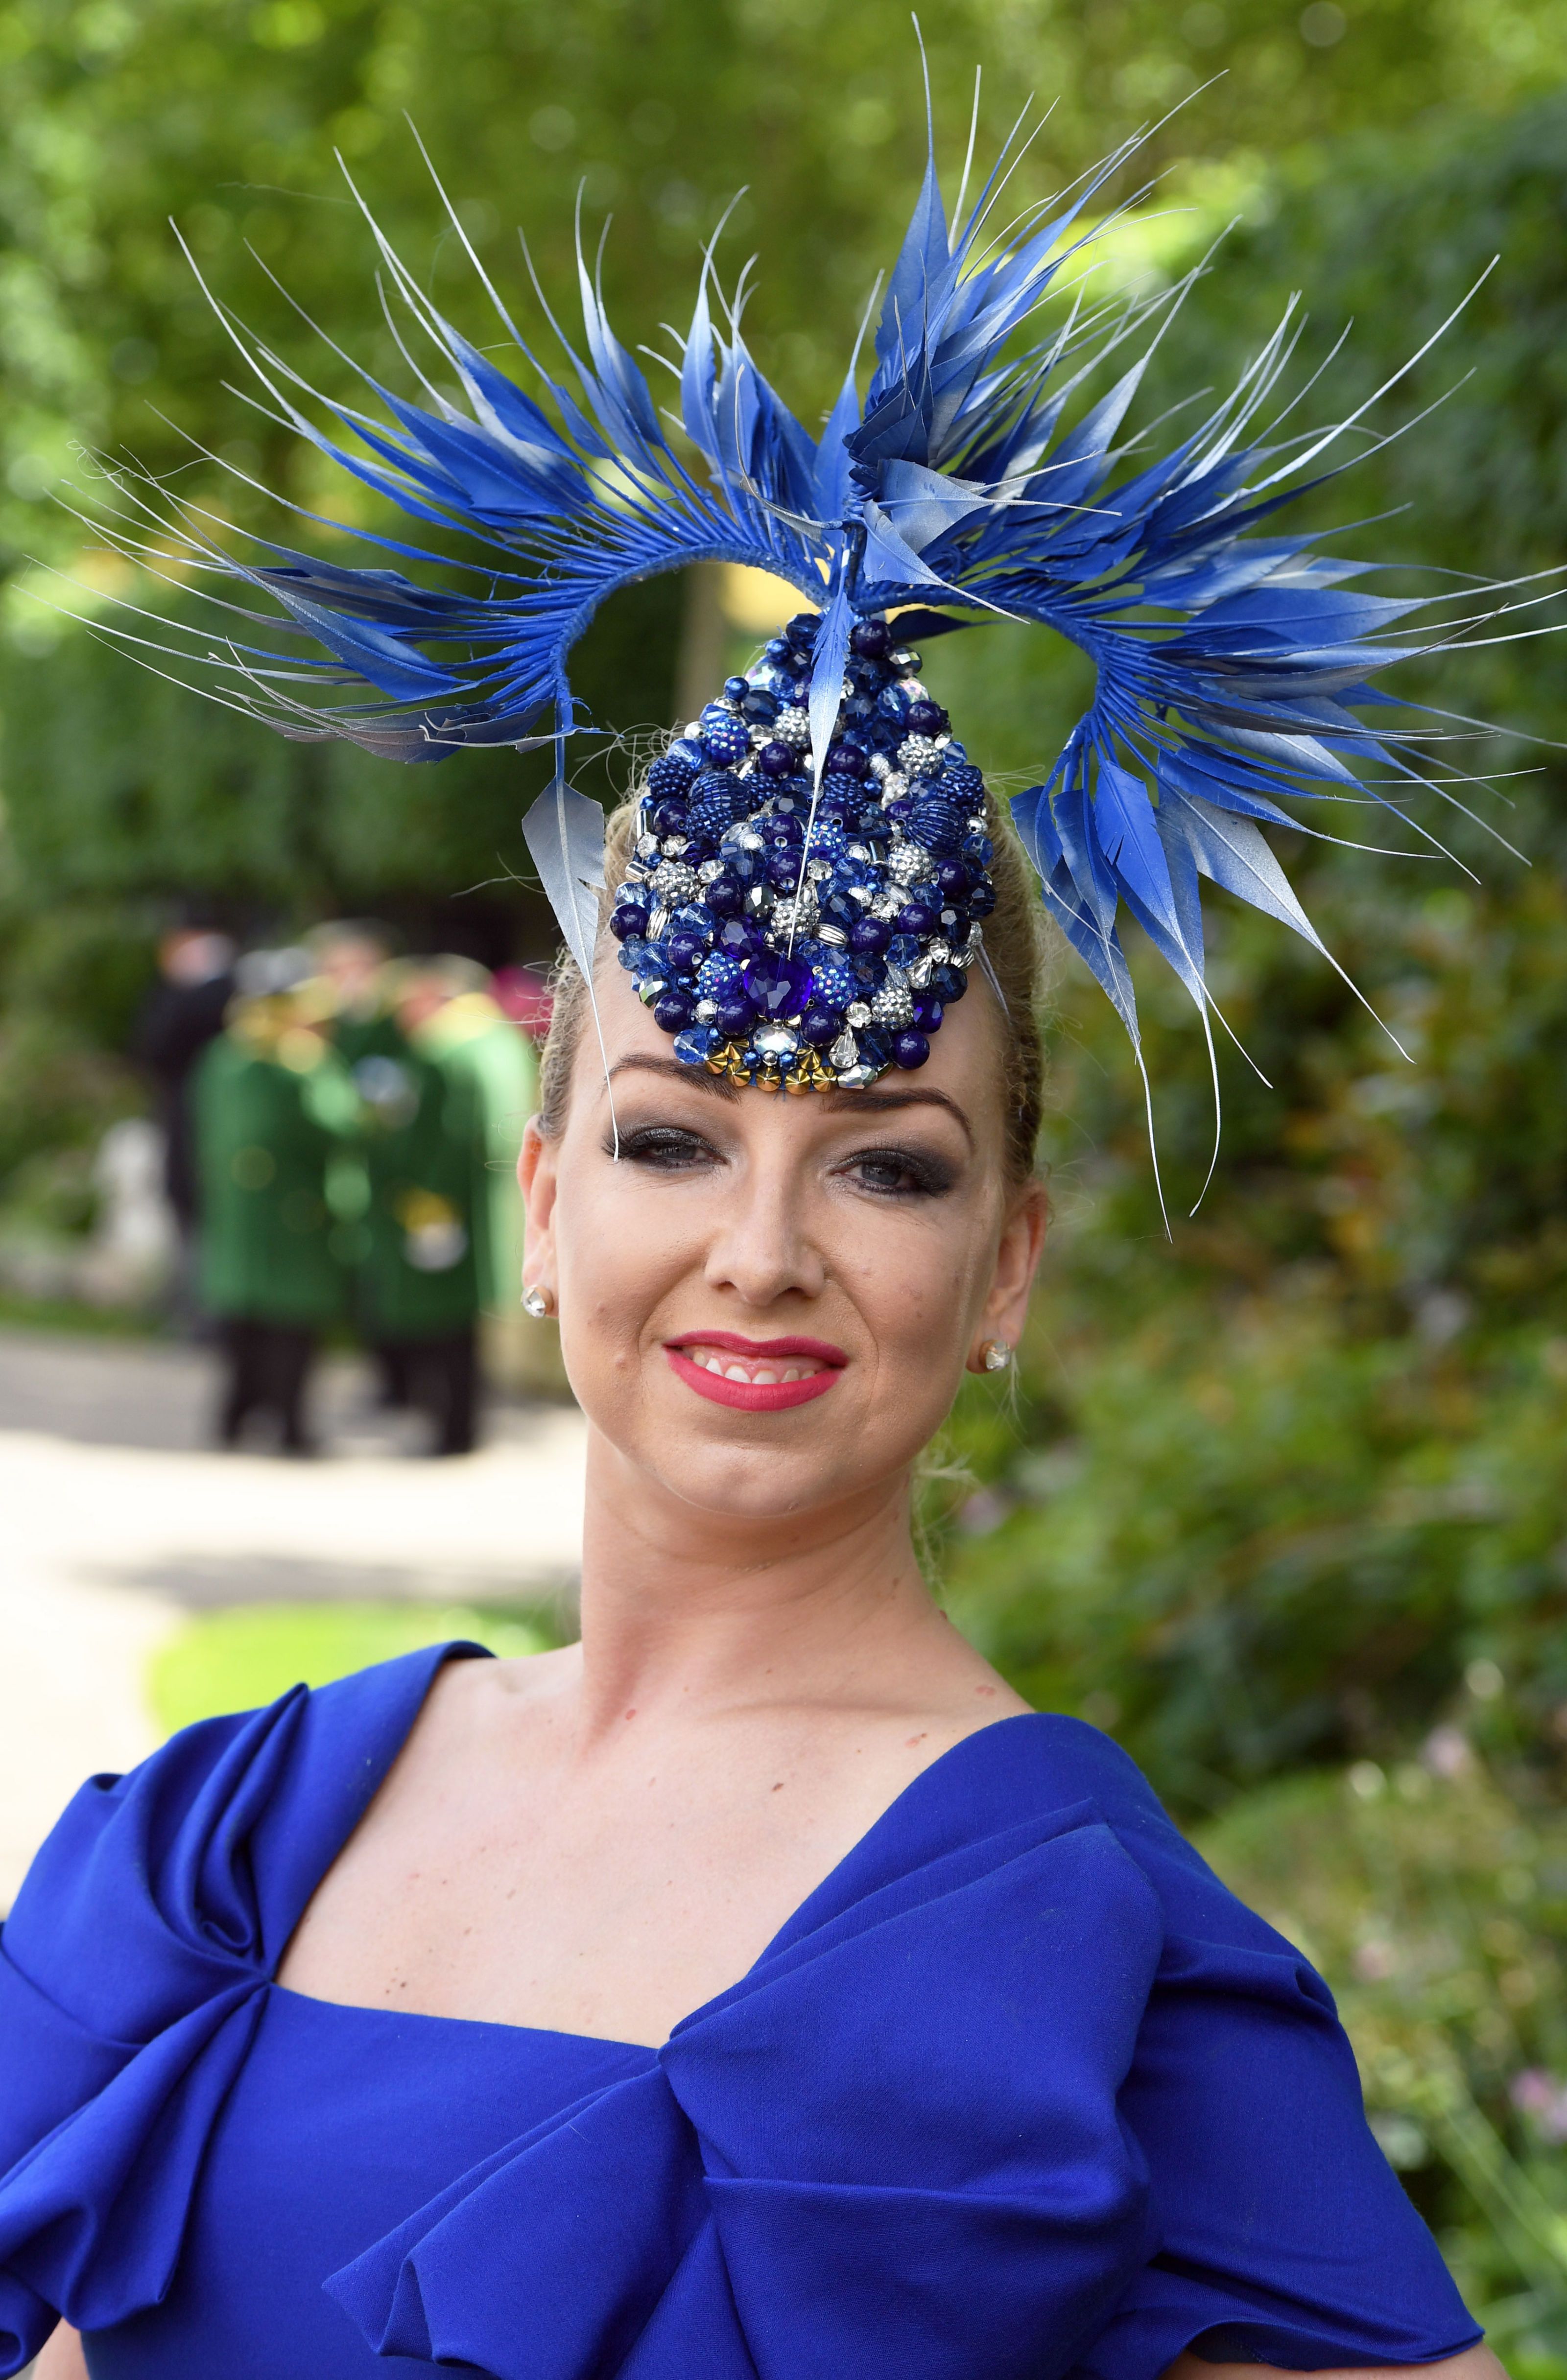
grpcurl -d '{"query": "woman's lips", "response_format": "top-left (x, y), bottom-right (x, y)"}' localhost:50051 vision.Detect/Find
top-left (664, 1332), bottom-right (845, 1413)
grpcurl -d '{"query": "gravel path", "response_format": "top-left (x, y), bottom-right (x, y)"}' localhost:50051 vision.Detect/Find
top-left (0, 1329), bottom-right (586, 1908)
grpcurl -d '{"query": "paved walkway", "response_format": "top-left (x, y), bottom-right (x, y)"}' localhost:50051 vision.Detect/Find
top-left (0, 1329), bottom-right (587, 1908)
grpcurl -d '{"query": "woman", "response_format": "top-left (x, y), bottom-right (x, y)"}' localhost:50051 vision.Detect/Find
top-left (2, 110), bottom-right (1519, 2380)
top-left (3, 762), bottom-right (1499, 2376)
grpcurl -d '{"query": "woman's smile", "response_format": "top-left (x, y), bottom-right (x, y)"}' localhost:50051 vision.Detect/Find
top-left (665, 1331), bottom-right (846, 1411)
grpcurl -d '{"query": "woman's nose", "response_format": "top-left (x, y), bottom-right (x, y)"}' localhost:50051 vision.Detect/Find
top-left (703, 1152), bottom-right (826, 1308)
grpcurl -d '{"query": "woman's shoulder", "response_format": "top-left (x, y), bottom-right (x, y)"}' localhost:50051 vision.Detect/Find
top-left (1, 1640), bottom-right (490, 2024)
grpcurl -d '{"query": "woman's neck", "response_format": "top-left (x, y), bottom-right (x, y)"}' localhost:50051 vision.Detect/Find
top-left (569, 1421), bottom-right (950, 1747)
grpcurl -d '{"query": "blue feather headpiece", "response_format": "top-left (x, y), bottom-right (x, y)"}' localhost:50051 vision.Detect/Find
top-left (81, 110), bottom-right (1521, 1155)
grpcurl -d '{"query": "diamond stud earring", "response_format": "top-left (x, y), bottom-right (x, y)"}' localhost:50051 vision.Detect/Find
top-left (522, 1284), bottom-right (555, 1320)
top-left (980, 1339), bottom-right (1012, 1372)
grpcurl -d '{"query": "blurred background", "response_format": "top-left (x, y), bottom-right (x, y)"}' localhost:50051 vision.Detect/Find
top-left (1, 0), bottom-right (1567, 2353)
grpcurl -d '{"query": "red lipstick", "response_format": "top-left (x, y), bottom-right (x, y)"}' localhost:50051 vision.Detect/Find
top-left (664, 1331), bottom-right (846, 1414)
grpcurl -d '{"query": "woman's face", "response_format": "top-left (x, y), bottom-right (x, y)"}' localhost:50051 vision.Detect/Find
top-left (520, 957), bottom-right (1046, 1526)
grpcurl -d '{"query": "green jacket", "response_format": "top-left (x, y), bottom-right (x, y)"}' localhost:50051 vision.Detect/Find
top-left (351, 1031), bottom-right (480, 1344)
top-left (194, 1028), bottom-right (358, 1327)
top-left (410, 994), bottom-right (536, 1315)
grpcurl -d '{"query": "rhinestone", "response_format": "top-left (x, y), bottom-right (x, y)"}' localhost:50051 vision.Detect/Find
top-left (806, 859), bottom-right (833, 884)
top-left (845, 1001), bottom-right (872, 1029)
top-left (835, 1063), bottom-right (878, 1090)
top-left (898, 734), bottom-right (941, 778)
top-left (889, 843), bottom-right (933, 884)
top-left (880, 774), bottom-right (909, 806)
top-left (636, 833), bottom-right (660, 861)
top-left (868, 754), bottom-right (891, 780)
top-left (734, 826), bottom-right (765, 851)
top-left (773, 707), bottom-right (811, 747)
top-left (872, 893), bottom-right (902, 921)
top-left (749, 724), bottom-right (773, 747)
top-left (755, 1024), bottom-right (800, 1058)
top-left (908, 954), bottom-right (934, 989)
top-left (698, 859), bottom-right (724, 882)
top-left (652, 861), bottom-right (699, 904)
top-left (695, 998), bottom-right (718, 1022)
top-left (847, 883), bottom-right (873, 906)
top-left (829, 1030), bottom-right (858, 1071)
top-left (871, 981), bottom-right (914, 1028)
top-left (661, 834), bottom-right (689, 856)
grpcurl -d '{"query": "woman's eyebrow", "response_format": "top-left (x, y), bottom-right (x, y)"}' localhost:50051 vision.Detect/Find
top-left (607, 1054), bottom-right (740, 1100)
top-left (822, 1086), bottom-right (975, 1148)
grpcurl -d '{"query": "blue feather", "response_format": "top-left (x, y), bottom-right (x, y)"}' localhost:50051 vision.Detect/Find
top-left (79, 106), bottom-right (1526, 1144)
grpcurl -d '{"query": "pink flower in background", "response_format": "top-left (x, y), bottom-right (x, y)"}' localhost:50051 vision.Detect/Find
top-left (1510, 2070), bottom-right (1567, 2142)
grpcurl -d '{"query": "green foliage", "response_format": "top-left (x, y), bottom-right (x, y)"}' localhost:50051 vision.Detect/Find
top-left (930, 94), bottom-right (1567, 1828)
top-left (1199, 1754), bottom-right (1567, 2354)
top-left (147, 1598), bottom-right (559, 1736)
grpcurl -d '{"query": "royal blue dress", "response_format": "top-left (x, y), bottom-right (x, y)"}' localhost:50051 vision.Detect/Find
top-left (0, 1644), bottom-right (1478, 2380)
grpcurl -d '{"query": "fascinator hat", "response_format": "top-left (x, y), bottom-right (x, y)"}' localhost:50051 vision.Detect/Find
top-left (83, 95), bottom-right (1523, 1155)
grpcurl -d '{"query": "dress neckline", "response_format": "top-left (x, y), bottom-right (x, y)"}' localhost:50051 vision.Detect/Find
top-left (276, 1646), bottom-right (1051, 2054)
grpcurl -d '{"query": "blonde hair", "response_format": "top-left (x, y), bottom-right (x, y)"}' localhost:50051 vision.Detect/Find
top-left (538, 786), bottom-right (1049, 1182)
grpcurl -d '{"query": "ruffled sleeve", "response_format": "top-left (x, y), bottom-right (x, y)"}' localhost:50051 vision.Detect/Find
top-left (0, 1642), bottom-right (478, 2376)
top-left (1034, 1723), bottom-right (1483, 2379)
top-left (326, 1798), bottom-right (1167, 2380)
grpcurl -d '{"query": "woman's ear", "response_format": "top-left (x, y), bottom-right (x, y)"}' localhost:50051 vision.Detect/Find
top-left (975, 1178), bottom-right (1049, 1362)
top-left (518, 1116), bottom-right (559, 1285)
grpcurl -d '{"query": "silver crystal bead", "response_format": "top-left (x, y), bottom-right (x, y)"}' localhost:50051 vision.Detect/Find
top-left (845, 1000), bottom-right (872, 1029)
top-left (898, 734), bottom-right (941, 778)
top-left (748, 724), bottom-right (773, 747)
top-left (698, 859), bottom-right (724, 882)
top-left (806, 858), bottom-right (833, 883)
top-left (871, 983), bottom-right (914, 1028)
top-left (908, 954), bottom-right (934, 990)
top-left (636, 832), bottom-right (660, 862)
top-left (879, 773), bottom-right (909, 806)
top-left (847, 882), bottom-right (873, 906)
top-left (744, 884), bottom-right (772, 915)
top-left (651, 862), bottom-right (699, 904)
top-left (872, 893), bottom-right (903, 921)
top-left (661, 834), bottom-right (689, 856)
top-left (773, 707), bottom-right (810, 747)
top-left (734, 825), bottom-right (765, 851)
top-left (868, 753), bottom-right (891, 780)
top-left (829, 1030), bottom-right (858, 1071)
top-left (754, 1024), bottom-right (800, 1058)
top-left (890, 649), bottom-right (915, 668)
top-left (889, 842), bottom-right (934, 884)
top-left (835, 1063), bottom-right (879, 1090)
top-left (695, 998), bottom-right (718, 1022)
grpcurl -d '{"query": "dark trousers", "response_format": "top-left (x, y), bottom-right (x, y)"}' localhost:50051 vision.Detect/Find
top-left (372, 1327), bottom-right (478, 1457)
top-left (216, 1319), bottom-right (317, 1453)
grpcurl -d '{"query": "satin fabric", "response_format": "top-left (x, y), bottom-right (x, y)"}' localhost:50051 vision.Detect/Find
top-left (0, 1644), bottom-right (1479, 2380)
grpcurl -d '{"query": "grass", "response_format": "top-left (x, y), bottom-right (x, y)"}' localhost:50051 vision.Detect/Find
top-left (148, 1599), bottom-right (563, 1735)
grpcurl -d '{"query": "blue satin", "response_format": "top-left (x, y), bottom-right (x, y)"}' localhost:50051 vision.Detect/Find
top-left (0, 1644), bottom-right (1479, 2380)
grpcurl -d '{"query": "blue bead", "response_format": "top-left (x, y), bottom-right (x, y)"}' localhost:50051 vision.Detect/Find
top-left (716, 993), bottom-right (756, 1036)
top-left (701, 718), bottom-right (750, 767)
top-left (968, 879), bottom-right (997, 918)
top-left (850, 616), bottom-right (893, 660)
top-left (931, 964), bottom-right (968, 1003)
top-left (650, 798), bottom-right (689, 837)
top-left (850, 916), bottom-right (890, 957)
top-left (647, 751), bottom-right (699, 800)
top-left (784, 612), bottom-right (820, 647)
top-left (714, 915), bottom-right (760, 959)
top-left (824, 742), bottom-right (868, 778)
top-left (963, 833), bottom-right (995, 866)
top-left (809, 958), bottom-right (855, 1011)
top-left (740, 686), bottom-right (780, 723)
top-left (617, 937), bottom-right (647, 972)
top-left (935, 860), bottom-right (974, 898)
top-left (758, 740), bottom-right (797, 778)
top-left (723, 675), bottom-right (750, 702)
top-left (697, 952), bottom-right (742, 997)
top-left (896, 900), bottom-right (937, 937)
top-left (742, 950), bottom-right (812, 1020)
top-left (888, 933), bottom-right (923, 967)
top-left (893, 1029), bottom-right (931, 1071)
top-left (801, 1007), bottom-right (840, 1045)
top-left (704, 876), bottom-right (742, 918)
top-left (653, 990), bottom-right (693, 1032)
top-left (767, 847), bottom-right (806, 891)
top-left (911, 994), bottom-right (944, 1031)
top-left (856, 1027), bottom-right (893, 1072)
top-left (667, 931), bottom-right (707, 970)
top-left (673, 1026), bottom-right (719, 1067)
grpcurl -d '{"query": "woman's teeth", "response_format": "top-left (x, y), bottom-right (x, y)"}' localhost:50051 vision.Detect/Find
top-left (686, 1349), bottom-right (823, 1386)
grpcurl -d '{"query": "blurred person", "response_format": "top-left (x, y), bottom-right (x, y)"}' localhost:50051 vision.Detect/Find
top-left (193, 951), bottom-right (358, 1454)
top-left (132, 925), bottom-right (236, 1294)
top-left (350, 960), bottom-right (484, 1457)
top-left (306, 919), bottom-right (401, 1066)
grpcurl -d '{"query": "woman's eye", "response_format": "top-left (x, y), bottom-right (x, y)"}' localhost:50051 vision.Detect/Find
top-left (841, 1145), bottom-right (956, 1199)
top-left (615, 1124), bottom-right (718, 1172)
